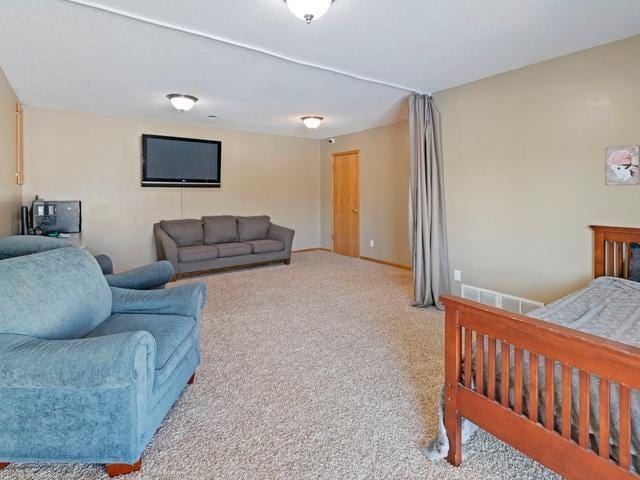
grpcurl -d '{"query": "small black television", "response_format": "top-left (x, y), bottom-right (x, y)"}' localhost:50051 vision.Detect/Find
top-left (141, 134), bottom-right (222, 188)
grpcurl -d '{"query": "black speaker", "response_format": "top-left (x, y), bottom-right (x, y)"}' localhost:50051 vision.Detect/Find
top-left (20, 206), bottom-right (30, 235)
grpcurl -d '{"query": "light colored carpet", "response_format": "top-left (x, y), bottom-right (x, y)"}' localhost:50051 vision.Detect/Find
top-left (1, 251), bottom-right (559, 480)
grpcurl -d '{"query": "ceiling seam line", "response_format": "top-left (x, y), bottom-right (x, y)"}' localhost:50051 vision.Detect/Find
top-left (62, 0), bottom-right (422, 94)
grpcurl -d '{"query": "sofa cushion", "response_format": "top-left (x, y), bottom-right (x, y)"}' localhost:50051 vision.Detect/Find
top-left (160, 219), bottom-right (203, 247)
top-left (237, 216), bottom-right (271, 241)
top-left (203, 215), bottom-right (238, 245)
top-left (215, 242), bottom-right (253, 258)
top-left (178, 245), bottom-right (219, 263)
top-left (0, 235), bottom-right (73, 260)
top-left (86, 313), bottom-right (195, 370)
top-left (245, 239), bottom-right (285, 254)
top-left (0, 248), bottom-right (112, 340)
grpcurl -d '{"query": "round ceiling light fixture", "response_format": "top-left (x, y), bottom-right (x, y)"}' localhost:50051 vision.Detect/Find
top-left (167, 94), bottom-right (198, 112)
top-left (301, 116), bottom-right (324, 129)
top-left (284, 0), bottom-right (333, 24)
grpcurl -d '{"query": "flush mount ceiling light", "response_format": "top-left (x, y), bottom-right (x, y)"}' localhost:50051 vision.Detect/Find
top-left (301, 116), bottom-right (324, 129)
top-left (284, 0), bottom-right (333, 24)
top-left (167, 94), bottom-right (198, 112)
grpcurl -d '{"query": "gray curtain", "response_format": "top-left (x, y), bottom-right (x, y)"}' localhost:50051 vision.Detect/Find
top-left (409, 93), bottom-right (450, 309)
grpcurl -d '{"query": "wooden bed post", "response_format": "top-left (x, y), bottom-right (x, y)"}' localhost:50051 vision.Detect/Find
top-left (592, 227), bottom-right (606, 278)
top-left (444, 303), bottom-right (462, 466)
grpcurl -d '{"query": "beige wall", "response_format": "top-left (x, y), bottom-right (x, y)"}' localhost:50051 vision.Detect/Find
top-left (435, 35), bottom-right (640, 303)
top-left (320, 122), bottom-right (410, 266)
top-left (23, 107), bottom-right (321, 270)
top-left (0, 68), bottom-right (20, 235)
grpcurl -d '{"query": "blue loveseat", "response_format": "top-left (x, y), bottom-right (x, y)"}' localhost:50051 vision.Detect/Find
top-left (0, 247), bottom-right (206, 476)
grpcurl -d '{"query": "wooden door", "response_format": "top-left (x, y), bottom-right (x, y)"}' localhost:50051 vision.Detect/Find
top-left (332, 151), bottom-right (360, 257)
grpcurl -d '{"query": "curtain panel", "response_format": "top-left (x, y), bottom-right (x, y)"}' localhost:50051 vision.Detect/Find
top-left (409, 93), bottom-right (450, 309)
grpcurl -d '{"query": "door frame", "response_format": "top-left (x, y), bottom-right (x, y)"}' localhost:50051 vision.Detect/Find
top-left (331, 150), bottom-right (360, 256)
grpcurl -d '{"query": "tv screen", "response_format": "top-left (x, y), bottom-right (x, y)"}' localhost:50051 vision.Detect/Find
top-left (141, 134), bottom-right (222, 187)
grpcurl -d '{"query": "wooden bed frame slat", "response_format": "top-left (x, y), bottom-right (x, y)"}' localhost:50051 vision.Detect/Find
top-left (488, 337), bottom-right (497, 401)
top-left (514, 347), bottom-right (524, 415)
top-left (500, 341), bottom-right (510, 408)
top-left (545, 357), bottom-right (555, 431)
top-left (600, 379), bottom-right (611, 459)
top-left (617, 243), bottom-right (624, 278)
top-left (476, 333), bottom-right (485, 395)
top-left (443, 225), bottom-right (640, 479)
top-left (528, 352), bottom-right (539, 423)
top-left (620, 385), bottom-right (632, 470)
top-left (579, 370), bottom-right (591, 448)
top-left (464, 328), bottom-right (472, 388)
top-left (561, 363), bottom-right (572, 439)
top-left (608, 242), bottom-right (615, 277)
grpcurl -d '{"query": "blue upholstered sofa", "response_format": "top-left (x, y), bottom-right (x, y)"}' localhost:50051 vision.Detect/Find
top-left (0, 246), bottom-right (207, 476)
top-left (0, 235), bottom-right (175, 290)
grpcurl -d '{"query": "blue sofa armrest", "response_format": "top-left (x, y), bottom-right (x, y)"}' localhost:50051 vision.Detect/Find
top-left (105, 261), bottom-right (175, 290)
top-left (268, 223), bottom-right (295, 257)
top-left (94, 254), bottom-right (114, 275)
top-left (110, 283), bottom-right (207, 319)
top-left (0, 331), bottom-right (155, 389)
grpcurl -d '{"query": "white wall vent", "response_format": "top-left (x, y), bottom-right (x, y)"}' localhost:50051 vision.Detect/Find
top-left (460, 284), bottom-right (544, 314)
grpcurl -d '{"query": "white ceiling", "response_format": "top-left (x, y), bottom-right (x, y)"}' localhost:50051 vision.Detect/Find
top-left (1, 0), bottom-right (640, 139)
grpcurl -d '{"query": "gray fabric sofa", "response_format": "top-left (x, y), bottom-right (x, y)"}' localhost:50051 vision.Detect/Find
top-left (154, 215), bottom-right (294, 277)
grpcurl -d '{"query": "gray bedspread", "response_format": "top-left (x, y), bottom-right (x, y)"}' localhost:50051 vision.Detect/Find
top-left (424, 277), bottom-right (640, 468)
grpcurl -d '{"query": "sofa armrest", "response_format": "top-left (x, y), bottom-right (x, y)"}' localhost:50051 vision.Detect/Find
top-left (94, 254), bottom-right (114, 275)
top-left (0, 331), bottom-right (155, 389)
top-left (110, 283), bottom-right (207, 319)
top-left (268, 223), bottom-right (295, 257)
top-left (154, 223), bottom-right (179, 272)
top-left (105, 261), bottom-right (175, 290)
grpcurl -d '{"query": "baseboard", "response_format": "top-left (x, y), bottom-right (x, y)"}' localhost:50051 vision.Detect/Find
top-left (359, 256), bottom-right (411, 270)
top-left (293, 249), bottom-right (410, 270)
top-left (293, 247), bottom-right (331, 253)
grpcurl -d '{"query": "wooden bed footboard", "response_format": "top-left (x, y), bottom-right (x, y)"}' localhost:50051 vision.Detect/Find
top-left (442, 294), bottom-right (640, 479)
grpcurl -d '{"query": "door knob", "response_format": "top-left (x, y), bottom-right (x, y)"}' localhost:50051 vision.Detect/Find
top-left (352, 209), bottom-right (359, 214)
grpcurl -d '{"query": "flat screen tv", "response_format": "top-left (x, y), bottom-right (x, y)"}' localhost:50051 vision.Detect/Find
top-left (141, 134), bottom-right (222, 187)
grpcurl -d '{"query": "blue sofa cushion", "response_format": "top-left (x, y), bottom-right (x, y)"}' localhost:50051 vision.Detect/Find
top-left (86, 313), bottom-right (195, 371)
top-left (0, 248), bottom-right (112, 339)
top-left (0, 235), bottom-right (72, 260)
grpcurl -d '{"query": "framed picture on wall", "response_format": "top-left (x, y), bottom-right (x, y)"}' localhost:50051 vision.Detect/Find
top-left (605, 145), bottom-right (639, 185)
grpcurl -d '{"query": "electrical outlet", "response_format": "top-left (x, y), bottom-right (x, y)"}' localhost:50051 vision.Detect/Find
top-left (454, 270), bottom-right (462, 282)
top-left (369, 240), bottom-right (374, 248)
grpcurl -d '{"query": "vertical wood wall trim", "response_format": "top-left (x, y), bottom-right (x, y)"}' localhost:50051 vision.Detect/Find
top-left (16, 102), bottom-right (23, 185)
